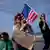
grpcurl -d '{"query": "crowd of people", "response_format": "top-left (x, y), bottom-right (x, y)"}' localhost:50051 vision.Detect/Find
top-left (0, 13), bottom-right (50, 50)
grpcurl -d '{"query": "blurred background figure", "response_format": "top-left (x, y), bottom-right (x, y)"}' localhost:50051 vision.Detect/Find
top-left (0, 34), bottom-right (1, 40)
top-left (0, 32), bottom-right (13, 50)
top-left (0, 33), bottom-right (5, 50)
top-left (39, 13), bottom-right (50, 50)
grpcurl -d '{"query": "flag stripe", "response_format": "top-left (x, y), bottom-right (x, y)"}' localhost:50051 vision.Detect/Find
top-left (27, 10), bottom-right (38, 23)
top-left (28, 12), bottom-right (34, 19)
top-left (29, 14), bottom-right (36, 22)
top-left (31, 14), bottom-right (37, 20)
top-left (31, 15), bottom-right (38, 22)
top-left (28, 10), bottom-right (33, 17)
top-left (30, 12), bottom-right (36, 19)
top-left (22, 4), bottom-right (38, 23)
top-left (28, 10), bottom-right (34, 19)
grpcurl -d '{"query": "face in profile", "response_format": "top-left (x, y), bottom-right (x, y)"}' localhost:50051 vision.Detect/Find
top-left (40, 17), bottom-right (45, 22)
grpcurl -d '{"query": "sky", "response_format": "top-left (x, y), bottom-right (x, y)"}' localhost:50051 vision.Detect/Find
top-left (0, 0), bottom-right (50, 37)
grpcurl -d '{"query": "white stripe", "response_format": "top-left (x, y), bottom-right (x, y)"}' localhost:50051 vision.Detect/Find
top-left (28, 10), bottom-right (38, 20)
top-left (31, 14), bottom-right (37, 21)
top-left (27, 11), bottom-right (36, 22)
top-left (28, 10), bottom-right (33, 17)
top-left (27, 9), bottom-right (38, 23)
top-left (28, 10), bottom-right (35, 19)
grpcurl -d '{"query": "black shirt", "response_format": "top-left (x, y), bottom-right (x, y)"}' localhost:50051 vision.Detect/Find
top-left (39, 21), bottom-right (50, 35)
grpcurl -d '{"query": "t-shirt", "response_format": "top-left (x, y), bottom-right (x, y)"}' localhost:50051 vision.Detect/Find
top-left (0, 40), bottom-right (5, 50)
top-left (0, 40), bottom-right (13, 50)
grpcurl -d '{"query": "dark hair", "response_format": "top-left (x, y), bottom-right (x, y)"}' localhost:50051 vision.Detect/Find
top-left (0, 34), bottom-right (1, 38)
top-left (41, 13), bottom-right (45, 20)
top-left (14, 13), bottom-right (21, 21)
top-left (1, 32), bottom-right (9, 38)
top-left (21, 12), bottom-right (24, 16)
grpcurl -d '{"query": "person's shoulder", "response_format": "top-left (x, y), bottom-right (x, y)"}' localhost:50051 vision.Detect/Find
top-left (0, 40), bottom-right (5, 50)
top-left (0, 40), bottom-right (4, 43)
top-left (39, 21), bottom-right (41, 24)
top-left (7, 40), bottom-right (13, 45)
top-left (7, 40), bottom-right (13, 47)
top-left (0, 40), bottom-right (5, 45)
top-left (8, 40), bottom-right (12, 43)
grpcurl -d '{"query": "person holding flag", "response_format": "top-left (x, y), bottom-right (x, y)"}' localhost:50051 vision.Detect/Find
top-left (12, 3), bottom-right (38, 50)
top-left (20, 3), bottom-right (39, 50)
top-left (22, 3), bottom-right (38, 43)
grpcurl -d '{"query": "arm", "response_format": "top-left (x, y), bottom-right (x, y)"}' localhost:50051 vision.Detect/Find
top-left (29, 25), bottom-right (34, 33)
top-left (20, 23), bottom-right (27, 31)
top-left (39, 22), bottom-right (43, 33)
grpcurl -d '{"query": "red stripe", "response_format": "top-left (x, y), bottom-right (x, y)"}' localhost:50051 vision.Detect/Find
top-left (30, 12), bottom-right (36, 19)
top-left (27, 10), bottom-right (38, 23)
top-left (27, 10), bottom-right (33, 21)
top-left (31, 15), bottom-right (38, 22)
top-left (28, 10), bottom-right (33, 19)
top-left (27, 13), bottom-right (37, 22)
top-left (29, 10), bottom-right (33, 17)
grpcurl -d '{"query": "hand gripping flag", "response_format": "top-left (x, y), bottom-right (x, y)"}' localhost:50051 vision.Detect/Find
top-left (22, 4), bottom-right (38, 23)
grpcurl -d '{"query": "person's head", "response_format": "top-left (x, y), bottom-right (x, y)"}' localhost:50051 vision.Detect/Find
top-left (14, 13), bottom-right (21, 25)
top-left (21, 13), bottom-right (24, 20)
top-left (14, 13), bottom-right (21, 21)
top-left (40, 13), bottom-right (45, 22)
top-left (1, 32), bottom-right (9, 41)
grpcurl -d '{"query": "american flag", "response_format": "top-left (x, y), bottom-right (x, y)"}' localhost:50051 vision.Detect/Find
top-left (22, 4), bottom-right (38, 23)
top-left (27, 10), bottom-right (38, 23)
